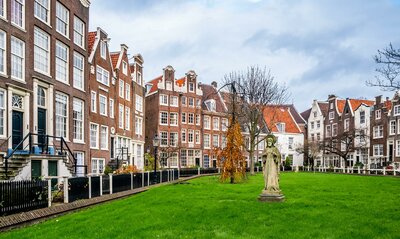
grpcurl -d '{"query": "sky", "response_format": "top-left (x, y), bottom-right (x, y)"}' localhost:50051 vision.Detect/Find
top-left (89, 0), bottom-right (400, 112)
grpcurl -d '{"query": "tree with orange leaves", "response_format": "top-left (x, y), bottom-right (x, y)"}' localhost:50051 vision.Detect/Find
top-left (217, 120), bottom-right (246, 183)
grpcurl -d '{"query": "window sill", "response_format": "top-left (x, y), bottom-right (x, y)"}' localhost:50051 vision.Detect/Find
top-left (11, 23), bottom-right (26, 32)
top-left (34, 17), bottom-right (52, 28)
top-left (11, 77), bottom-right (26, 84)
top-left (0, 16), bottom-right (7, 23)
top-left (73, 140), bottom-right (85, 144)
top-left (0, 72), bottom-right (8, 78)
top-left (56, 79), bottom-right (70, 86)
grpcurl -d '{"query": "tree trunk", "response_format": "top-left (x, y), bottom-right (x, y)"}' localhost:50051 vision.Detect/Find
top-left (249, 150), bottom-right (255, 175)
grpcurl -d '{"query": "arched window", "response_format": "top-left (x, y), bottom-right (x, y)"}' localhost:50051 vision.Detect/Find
top-left (37, 86), bottom-right (46, 107)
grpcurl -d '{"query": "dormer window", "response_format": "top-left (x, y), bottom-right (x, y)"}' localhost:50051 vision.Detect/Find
top-left (375, 109), bottom-right (381, 119)
top-left (394, 105), bottom-right (400, 116)
top-left (205, 99), bottom-right (216, 112)
top-left (276, 123), bottom-right (285, 133)
top-left (189, 82), bottom-right (194, 92)
top-left (330, 102), bottom-right (333, 109)
top-left (122, 61), bottom-right (128, 75)
top-left (166, 81), bottom-right (172, 91)
top-left (100, 41), bottom-right (106, 59)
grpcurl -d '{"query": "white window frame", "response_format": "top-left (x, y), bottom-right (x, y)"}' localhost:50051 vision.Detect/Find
top-left (118, 104), bottom-right (124, 129)
top-left (204, 134), bottom-right (210, 149)
top-left (55, 92), bottom-right (68, 139)
top-left (55, 1), bottom-right (69, 37)
top-left (160, 94), bottom-right (168, 106)
top-left (125, 107), bottom-right (130, 130)
top-left (373, 125), bottom-right (383, 139)
top-left (73, 16), bottom-right (85, 48)
top-left (222, 118), bottom-right (228, 131)
top-left (90, 91), bottom-right (96, 113)
top-left (170, 132), bottom-right (178, 147)
top-left (213, 117), bottom-right (220, 130)
top-left (396, 141), bottom-right (400, 157)
top-left (204, 116), bottom-right (210, 129)
top-left (181, 129), bottom-right (187, 143)
top-left (119, 79), bottom-right (124, 98)
top-left (135, 95), bottom-right (143, 112)
top-left (213, 134), bottom-right (219, 148)
top-left (100, 125), bottom-right (108, 150)
top-left (375, 109), bottom-right (381, 120)
top-left (0, 0), bottom-right (6, 20)
top-left (344, 119), bottom-right (349, 132)
top-left (160, 112), bottom-right (168, 125)
top-left (73, 51), bottom-right (84, 90)
top-left (170, 96), bottom-right (178, 107)
top-left (122, 61), bottom-right (128, 75)
top-left (188, 113), bottom-right (194, 124)
top-left (91, 158), bottom-right (105, 174)
top-left (10, 36), bottom-right (25, 81)
top-left (100, 41), bottom-right (106, 59)
top-left (329, 111), bottom-right (334, 120)
top-left (0, 30), bottom-right (5, 75)
top-left (394, 105), bottom-right (400, 116)
top-left (96, 65), bottom-right (110, 86)
top-left (0, 89), bottom-right (6, 137)
top-left (73, 98), bottom-right (84, 143)
top-left (170, 112), bottom-right (178, 126)
top-left (160, 131), bottom-right (168, 146)
top-left (11, 0), bottom-right (25, 29)
top-left (33, 27), bottom-right (50, 75)
top-left (181, 112), bottom-right (186, 124)
top-left (195, 114), bottom-right (201, 126)
top-left (90, 123), bottom-right (99, 149)
top-left (195, 130), bottom-right (200, 144)
top-left (34, 0), bottom-right (50, 24)
top-left (99, 94), bottom-right (107, 116)
top-left (135, 117), bottom-right (143, 135)
top-left (55, 41), bottom-right (69, 84)
top-left (109, 98), bottom-right (114, 118)
top-left (125, 83), bottom-right (130, 101)
top-left (390, 120), bottom-right (396, 135)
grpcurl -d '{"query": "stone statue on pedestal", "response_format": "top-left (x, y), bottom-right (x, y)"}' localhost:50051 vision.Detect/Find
top-left (258, 135), bottom-right (285, 202)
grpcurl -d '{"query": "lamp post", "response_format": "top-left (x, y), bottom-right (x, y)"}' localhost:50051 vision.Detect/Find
top-left (153, 134), bottom-right (160, 184)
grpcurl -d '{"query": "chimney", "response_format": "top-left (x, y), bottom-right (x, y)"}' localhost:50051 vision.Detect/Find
top-left (163, 65), bottom-right (175, 82)
top-left (211, 81), bottom-right (218, 88)
top-left (120, 44), bottom-right (129, 53)
top-left (375, 95), bottom-right (382, 105)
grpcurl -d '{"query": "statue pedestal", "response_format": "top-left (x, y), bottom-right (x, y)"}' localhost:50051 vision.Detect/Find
top-left (258, 191), bottom-right (285, 202)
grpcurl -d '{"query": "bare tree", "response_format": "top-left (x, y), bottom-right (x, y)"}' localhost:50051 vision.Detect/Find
top-left (367, 43), bottom-right (400, 91)
top-left (320, 128), bottom-right (369, 167)
top-left (223, 66), bottom-right (289, 175)
top-left (295, 140), bottom-right (320, 169)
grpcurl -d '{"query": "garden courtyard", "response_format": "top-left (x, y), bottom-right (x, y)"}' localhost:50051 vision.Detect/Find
top-left (1, 173), bottom-right (399, 238)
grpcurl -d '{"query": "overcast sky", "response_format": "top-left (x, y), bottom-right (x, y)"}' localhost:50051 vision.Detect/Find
top-left (89, 0), bottom-right (400, 112)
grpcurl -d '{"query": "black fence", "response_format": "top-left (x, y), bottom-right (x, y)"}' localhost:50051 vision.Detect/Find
top-left (91, 176), bottom-right (101, 198)
top-left (113, 174), bottom-right (131, 193)
top-left (0, 180), bottom-right (48, 216)
top-left (68, 177), bottom-right (89, 203)
top-left (200, 168), bottom-right (219, 174)
top-left (179, 168), bottom-right (199, 177)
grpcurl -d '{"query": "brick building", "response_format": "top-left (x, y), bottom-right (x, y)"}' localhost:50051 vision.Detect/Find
top-left (0, 0), bottom-right (91, 179)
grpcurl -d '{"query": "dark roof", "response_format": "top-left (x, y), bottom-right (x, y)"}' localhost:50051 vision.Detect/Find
top-left (317, 102), bottom-right (329, 116)
top-left (300, 108), bottom-right (311, 121)
top-left (201, 84), bottom-right (227, 113)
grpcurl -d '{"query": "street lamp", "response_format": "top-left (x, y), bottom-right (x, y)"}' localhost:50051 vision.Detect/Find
top-left (153, 134), bottom-right (160, 184)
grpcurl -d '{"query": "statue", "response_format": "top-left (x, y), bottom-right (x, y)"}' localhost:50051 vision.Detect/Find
top-left (258, 135), bottom-right (285, 202)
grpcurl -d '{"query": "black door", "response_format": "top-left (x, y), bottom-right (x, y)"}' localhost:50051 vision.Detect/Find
top-left (389, 145), bottom-right (394, 162)
top-left (12, 111), bottom-right (23, 150)
top-left (48, 161), bottom-right (58, 188)
top-left (31, 160), bottom-right (41, 180)
top-left (37, 108), bottom-right (46, 149)
top-left (110, 137), bottom-right (115, 158)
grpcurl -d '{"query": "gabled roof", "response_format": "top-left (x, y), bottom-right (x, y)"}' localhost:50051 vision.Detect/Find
top-left (300, 108), bottom-right (311, 121)
top-left (176, 77), bottom-right (186, 87)
top-left (201, 84), bottom-right (227, 113)
top-left (337, 99), bottom-right (346, 113)
top-left (110, 52), bottom-right (120, 69)
top-left (263, 106), bottom-right (302, 134)
top-left (317, 102), bottom-right (329, 115)
top-left (147, 75), bottom-right (162, 94)
top-left (88, 31), bottom-right (96, 52)
top-left (348, 99), bottom-right (375, 111)
top-left (279, 104), bottom-right (305, 124)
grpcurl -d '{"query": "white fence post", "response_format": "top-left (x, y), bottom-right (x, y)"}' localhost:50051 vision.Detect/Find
top-left (383, 167), bottom-right (386, 176)
top-left (109, 173), bottom-right (113, 194)
top-left (198, 168), bottom-right (200, 175)
top-left (100, 175), bottom-right (103, 196)
top-left (63, 177), bottom-right (69, 204)
top-left (48, 179), bottom-right (52, 207)
top-left (178, 168), bottom-right (181, 178)
top-left (147, 172), bottom-right (150, 186)
top-left (88, 176), bottom-right (92, 199)
top-left (160, 170), bottom-right (162, 183)
top-left (142, 172), bottom-right (144, 187)
top-left (131, 173), bottom-right (133, 190)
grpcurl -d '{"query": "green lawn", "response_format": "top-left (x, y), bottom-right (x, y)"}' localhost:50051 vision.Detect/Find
top-left (1, 173), bottom-right (400, 239)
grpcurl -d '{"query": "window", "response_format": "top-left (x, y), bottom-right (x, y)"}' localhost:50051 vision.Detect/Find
top-left (311, 122), bottom-right (314, 129)
top-left (360, 111), bottom-right (365, 124)
top-left (326, 125), bottom-right (331, 137)
top-left (170, 113), bottom-right (178, 126)
top-left (188, 113), bottom-right (194, 124)
top-left (119, 79), bottom-right (124, 97)
top-left (0, 0), bottom-right (5, 19)
top-left (11, 36), bottom-right (24, 81)
top-left (125, 83), bottom-right (130, 100)
top-left (344, 119), bottom-right (349, 132)
top-left (55, 41), bottom-right (68, 83)
top-left (160, 94), bottom-right (168, 106)
top-left (396, 141), bottom-right (400, 157)
top-left (100, 126), bottom-right (108, 150)
top-left (375, 110), bottom-right (381, 119)
top-left (195, 114), bottom-right (201, 125)
top-left (317, 133), bottom-right (321, 141)
top-left (329, 112), bottom-right (334, 120)
top-left (205, 100), bottom-right (216, 111)
top-left (34, 27), bottom-right (50, 74)
top-left (195, 130), bottom-right (200, 144)
top-left (213, 135), bottom-right (219, 147)
top-left (135, 95), bottom-right (143, 112)
top-left (288, 137), bottom-right (294, 150)
top-left (222, 118), bottom-right (228, 131)
top-left (373, 125), bottom-right (383, 139)
top-left (0, 31), bottom-right (5, 74)
top-left (73, 16), bottom-right (85, 48)
top-left (204, 116), bottom-right (210, 129)
top-left (166, 81), bottom-right (172, 91)
top-left (160, 112), bottom-right (168, 125)
top-left (170, 153), bottom-right (178, 167)
top-left (99, 94), bottom-right (107, 116)
top-left (135, 117), bottom-right (143, 135)
top-left (90, 91), bottom-right (96, 113)
top-left (55, 93), bottom-right (68, 138)
top-left (125, 107), bottom-right (130, 130)
top-left (181, 96), bottom-right (187, 106)
top-left (11, 0), bottom-right (24, 28)
top-left (73, 52), bottom-right (84, 90)
top-left (170, 132), bottom-right (178, 147)
top-left (170, 96), bottom-right (178, 107)
top-left (187, 150), bottom-right (194, 166)
top-left (213, 117), bottom-right (220, 130)
top-left (122, 61), bottom-right (128, 75)
top-left (56, 1), bottom-right (69, 37)
top-left (276, 123), bottom-right (285, 133)
top-left (221, 135), bottom-right (227, 148)
top-left (37, 87), bottom-right (46, 107)
top-left (181, 112), bottom-right (186, 124)
top-left (390, 121), bottom-right (395, 135)
top-left (189, 82), bottom-right (194, 92)
top-left (188, 130), bottom-right (194, 143)
top-left (100, 41), bottom-right (107, 59)
top-left (96, 66), bottom-right (109, 86)
top-left (398, 119), bottom-right (400, 134)
top-left (118, 104), bottom-right (124, 129)
top-left (137, 72), bottom-right (142, 86)
top-left (373, 144), bottom-right (383, 156)
top-left (313, 111), bottom-right (317, 118)
top-left (330, 102), bottom-right (333, 109)
top-left (181, 129), bottom-right (186, 143)
top-left (196, 99), bottom-right (201, 108)
top-left (0, 90), bottom-right (5, 136)
top-left (109, 99), bottom-right (114, 118)
top-left (317, 121), bottom-right (320, 129)
top-left (160, 132), bottom-right (168, 146)
top-left (91, 158), bottom-right (105, 174)
top-left (73, 98), bottom-right (84, 142)
top-left (74, 152), bottom-right (85, 177)
top-left (90, 123), bottom-right (98, 148)
top-left (188, 97), bottom-right (194, 107)
top-left (181, 150), bottom-right (187, 167)
top-left (394, 106), bottom-right (400, 116)
top-left (311, 134), bottom-right (314, 142)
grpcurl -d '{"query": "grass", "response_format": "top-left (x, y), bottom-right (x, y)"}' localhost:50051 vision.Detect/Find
top-left (1, 173), bottom-right (400, 239)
